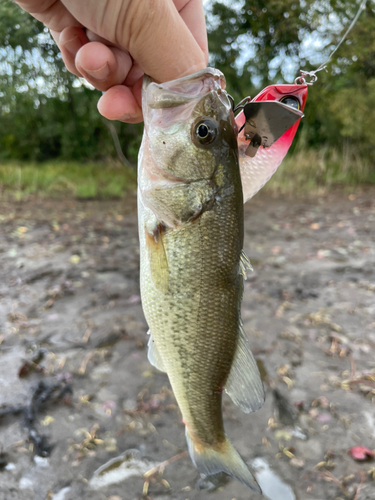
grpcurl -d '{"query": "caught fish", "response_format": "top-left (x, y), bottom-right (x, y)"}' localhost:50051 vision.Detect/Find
top-left (137, 68), bottom-right (306, 491)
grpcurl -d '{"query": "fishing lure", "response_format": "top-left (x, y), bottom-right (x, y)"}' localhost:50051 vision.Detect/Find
top-left (231, 0), bottom-right (367, 202)
top-left (231, 83), bottom-right (308, 202)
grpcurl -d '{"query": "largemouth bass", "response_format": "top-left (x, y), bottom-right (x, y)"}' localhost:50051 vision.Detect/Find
top-left (137, 68), bottom-right (307, 491)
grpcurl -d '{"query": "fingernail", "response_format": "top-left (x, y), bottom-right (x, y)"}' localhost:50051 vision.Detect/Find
top-left (62, 36), bottom-right (82, 57)
top-left (84, 63), bottom-right (110, 82)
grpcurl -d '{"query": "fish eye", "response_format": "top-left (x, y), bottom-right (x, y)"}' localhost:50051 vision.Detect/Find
top-left (280, 96), bottom-right (300, 110)
top-left (198, 124), bottom-right (209, 138)
top-left (194, 120), bottom-right (217, 145)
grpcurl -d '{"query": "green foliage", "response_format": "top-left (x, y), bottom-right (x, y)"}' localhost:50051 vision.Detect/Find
top-left (0, 0), bottom-right (141, 164)
top-left (0, 0), bottom-right (375, 180)
top-left (208, 0), bottom-right (306, 95)
top-left (265, 145), bottom-right (375, 195)
top-left (208, 0), bottom-right (375, 166)
top-left (0, 161), bottom-right (137, 200)
top-left (0, 1), bottom-right (42, 49)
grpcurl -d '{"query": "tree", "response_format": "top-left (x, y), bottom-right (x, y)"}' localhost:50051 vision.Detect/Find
top-left (207, 0), bottom-right (375, 159)
top-left (0, 0), bottom-right (141, 163)
top-left (0, 0), bottom-right (374, 163)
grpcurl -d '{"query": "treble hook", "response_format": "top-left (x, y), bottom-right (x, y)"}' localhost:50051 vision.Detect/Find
top-left (228, 95), bottom-right (252, 114)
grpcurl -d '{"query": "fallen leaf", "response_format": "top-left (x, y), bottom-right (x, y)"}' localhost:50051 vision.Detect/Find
top-left (274, 430), bottom-right (292, 441)
top-left (41, 415), bottom-right (55, 426)
top-left (317, 412), bottom-right (332, 423)
top-left (348, 446), bottom-right (374, 461)
top-left (70, 255), bottom-right (81, 264)
top-left (290, 458), bottom-right (305, 468)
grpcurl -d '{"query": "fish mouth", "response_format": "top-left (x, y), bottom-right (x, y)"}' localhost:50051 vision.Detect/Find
top-left (143, 68), bottom-right (226, 113)
top-left (143, 68), bottom-right (225, 94)
top-left (143, 69), bottom-right (231, 135)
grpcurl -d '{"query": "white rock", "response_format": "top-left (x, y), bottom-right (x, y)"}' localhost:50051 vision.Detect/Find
top-left (19, 477), bottom-right (33, 490)
top-left (51, 487), bottom-right (71, 500)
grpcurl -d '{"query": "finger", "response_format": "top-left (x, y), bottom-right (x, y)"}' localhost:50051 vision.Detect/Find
top-left (84, 30), bottom-right (124, 49)
top-left (97, 81), bottom-right (143, 123)
top-left (61, 0), bottom-right (207, 83)
top-left (174, 0), bottom-right (208, 64)
top-left (75, 42), bottom-right (133, 91)
top-left (124, 62), bottom-right (144, 87)
top-left (15, 0), bottom-right (81, 32)
top-left (55, 26), bottom-right (89, 78)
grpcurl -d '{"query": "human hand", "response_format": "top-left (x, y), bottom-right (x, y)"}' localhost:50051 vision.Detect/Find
top-left (14, 0), bottom-right (208, 123)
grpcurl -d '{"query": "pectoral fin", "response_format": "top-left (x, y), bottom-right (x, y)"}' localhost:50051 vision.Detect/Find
top-left (225, 323), bottom-right (265, 413)
top-left (147, 330), bottom-right (166, 372)
top-left (145, 223), bottom-right (169, 292)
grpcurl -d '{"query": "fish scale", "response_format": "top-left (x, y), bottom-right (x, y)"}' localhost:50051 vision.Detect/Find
top-left (140, 203), bottom-right (241, 445)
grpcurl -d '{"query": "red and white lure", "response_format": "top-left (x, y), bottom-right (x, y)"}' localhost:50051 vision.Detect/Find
top-left (235, 0), bottom-right (368, 202)
top-left (233, 83), bottom-right (308, 202)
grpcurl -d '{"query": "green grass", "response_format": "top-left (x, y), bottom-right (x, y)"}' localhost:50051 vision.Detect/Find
top-left (0, 147), bottom-right (374, 201)
top-left (264, 146), bottom-right (375, 196)
top-left (0, 161), bottom-right (137, 200)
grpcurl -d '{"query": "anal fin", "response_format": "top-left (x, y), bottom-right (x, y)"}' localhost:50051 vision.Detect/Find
top-left (225, 322), bottom-right (265, 413)
top-left (239, 250), bottom-right (253, 278)
top-left (147, 330), bottom-right (166, 372)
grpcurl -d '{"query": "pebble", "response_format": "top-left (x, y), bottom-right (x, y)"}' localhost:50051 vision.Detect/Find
top-left (51, 487), bottom-right (71, 500)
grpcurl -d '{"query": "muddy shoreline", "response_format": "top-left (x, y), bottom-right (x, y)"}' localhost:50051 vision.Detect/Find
top-left (0, 190), bottom-right (374, 500)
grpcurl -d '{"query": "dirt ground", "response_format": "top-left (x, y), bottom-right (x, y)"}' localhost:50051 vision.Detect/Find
top-left (0, 189), bottom-right (375, 500)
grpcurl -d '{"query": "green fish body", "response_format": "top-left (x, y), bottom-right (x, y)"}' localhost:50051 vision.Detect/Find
top-left (138, 68), bottom-right (264, 492)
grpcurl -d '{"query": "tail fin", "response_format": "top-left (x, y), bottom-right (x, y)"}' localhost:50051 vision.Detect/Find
top-left (185, 430), bottom-right (261, 493)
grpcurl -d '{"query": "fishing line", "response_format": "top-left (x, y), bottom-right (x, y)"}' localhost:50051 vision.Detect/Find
top-left (295, 0), bottom-right (368, 85)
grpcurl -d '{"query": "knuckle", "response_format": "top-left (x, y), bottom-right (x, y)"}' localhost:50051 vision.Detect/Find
top-left (116, 0), bottom-right (165, 51)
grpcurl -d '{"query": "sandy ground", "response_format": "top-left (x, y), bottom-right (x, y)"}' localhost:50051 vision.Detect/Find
top-left (0, 189), bottom-right (375, 500)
